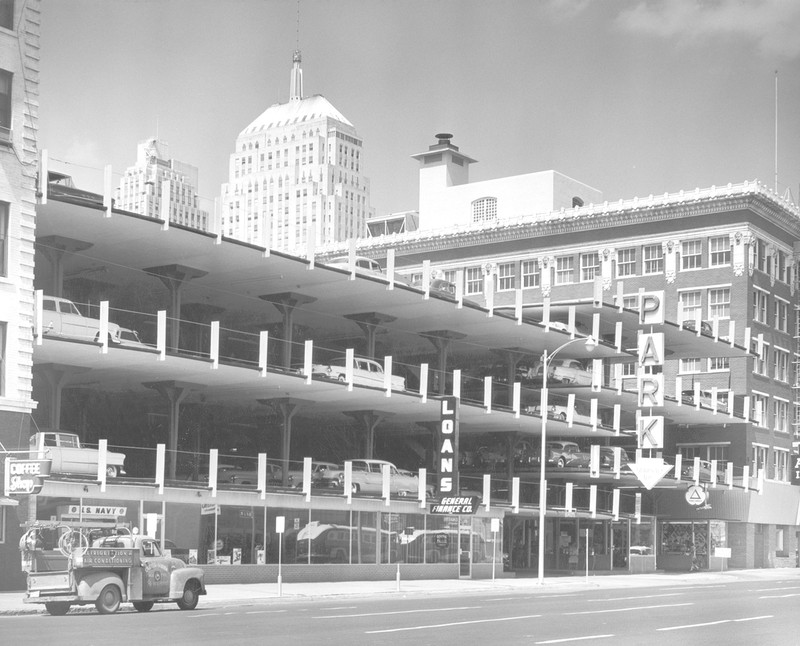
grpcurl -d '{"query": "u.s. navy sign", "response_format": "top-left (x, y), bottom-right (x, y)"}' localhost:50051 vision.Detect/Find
top-left (4, 458), bottom-right (52, 495)
top-left (438, 397), bottom-right (459, 494)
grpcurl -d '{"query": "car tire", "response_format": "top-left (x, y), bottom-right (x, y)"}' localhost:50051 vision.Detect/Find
top-left (133, 601), bottom-right (154, 612)
top-left (397, 490), bottom-right (409, 497)
top-left (45, 602), bottom-right (71, 616)
top-left (351, 483), bottom-right (360, 494)
top-left (177, 581), bottom-right (201, 610)
top-left (95, 584), bottom-right (121, 614)
top-left (557, 413), bottom-right (567, 421)
top-left (105, 465), bottom-right (118, 478)
top-left (556, 457), bottom-right (566, 468)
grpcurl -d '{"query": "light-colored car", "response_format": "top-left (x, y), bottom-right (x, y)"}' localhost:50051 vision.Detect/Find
top-left (525, 403), bottom-right (594, 426)
top-left (29, 430), bottom-right (126, 478)
top-left (322, 459), bottom-right (432, 497)
top-left (548, 359), bottom-right (593, 385)
top-left (40, 295), bottom-right (124, 344)
top-left (286, 461), bottom-right (338, 488)
top-left (311, 356), bottom-right (406, 390)
top-left (326, 256), bottom-right (385, 279)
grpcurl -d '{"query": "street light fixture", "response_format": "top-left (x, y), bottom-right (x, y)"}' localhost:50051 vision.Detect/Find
top-left (537, 334), bottom-right (597, 585)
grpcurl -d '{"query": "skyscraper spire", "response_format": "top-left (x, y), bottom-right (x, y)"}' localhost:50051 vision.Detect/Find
top-left (290, 49), bottom-right (303, 101)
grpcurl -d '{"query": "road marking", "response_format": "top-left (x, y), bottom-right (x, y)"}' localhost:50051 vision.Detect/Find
top-left (754, 586), bottom-right (800, 591)
top-left (535, 635), bottom-right (615, 644)
top-left (564, 602), bottom-right (692, 615)
top-left (316, 605), bottom-right (479, 619)
top-left (658, 616), bottom-right (772, 631)
top-left (759, 593), bottom-right (800, 598)
top-left (365, 613), bottom-right (542, 634)
top-left (325, 606), bottom-right (357, 610)
top-left (587, 593), bottom-right (684, 602)
top-left (245, 610), bottom-right (287, 614)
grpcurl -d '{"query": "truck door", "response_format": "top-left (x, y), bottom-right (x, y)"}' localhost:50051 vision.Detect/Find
top-left (140, 539), bottom-right (171, 597)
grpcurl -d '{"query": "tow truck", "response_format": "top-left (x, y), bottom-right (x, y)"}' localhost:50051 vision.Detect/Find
top-left (19, 521), bottom-right (206, 615)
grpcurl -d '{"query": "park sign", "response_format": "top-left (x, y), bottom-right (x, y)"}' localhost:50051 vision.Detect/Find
top-left (4, 458), bottom-right (52, 496)
top-left (437, 396), bottom-right (460, 495)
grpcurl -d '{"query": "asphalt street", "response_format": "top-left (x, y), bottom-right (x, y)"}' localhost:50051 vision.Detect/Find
top-left (3, 571), bottom-right (800, 645)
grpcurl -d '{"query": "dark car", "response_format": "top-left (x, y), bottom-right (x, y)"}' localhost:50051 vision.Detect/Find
top-left (598, 446), bottom-right (631, 470)
top-left (681, 319), bottom-right (713, 336)
top-left (545, 441), bottom-right (591, 468)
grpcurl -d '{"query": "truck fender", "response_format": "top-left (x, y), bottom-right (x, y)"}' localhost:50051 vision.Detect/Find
top-left (168, 567), bottom-right (206, 598)
top-left (77, 572), bottom-right (126, 602)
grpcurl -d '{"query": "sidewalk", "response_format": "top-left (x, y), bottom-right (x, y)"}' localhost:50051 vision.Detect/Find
top-left (3, 568), bottom-right (799, 616)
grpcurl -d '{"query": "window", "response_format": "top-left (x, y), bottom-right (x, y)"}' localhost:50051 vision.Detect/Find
top-left (681, 239), bottom-right (702, 269)
top-left (751, 444), bottom-right (769, 474)
top-left (0, 69), bottom-right (11, 143)
top-left (773, 450), bottom-right (789, 481)
top-left (751, 394), bottom-right (769, 427)
top-left (754, 238), bottom-right (768, 273)
top-left (0, 321), bottom-right (4, 396)
top-left (0, 201), bottom-right (7, 276)
top-left (709, 236), bottom-right (731, 266)
top-left (643, 244), bottom-right (663, 274)
top-left (752, 289), bottom-right (768, 324)
top-left (752, 339), bottom-right (768, 376)
top-left (679, 358), bottom-right (701, 374)
top-left (497, 263), bottom-right (515, 291)
top-left (774, 299), bottom-right (788, 332)
top-left (521, 260), bottom-right (540, 288)
top-left (773, 349), bottom-right (789, 382)
top-left (555, 256), bottom-right (574, 285)
top-left (680, 291), bottom-right (701, 323)
top-left (465, 267), bottom-right (483, 295)
top-left (0, 0), bottom-right (12, 31)
top-left (708, 357), bottom-right (729, 372)
top-left (773, 399), bottom-right (789, 433)
top-left (471, 197), bottom-right (497, 223)
top-left (617, 248), bottom-right (636, 277)
top-left (776, 250), bottom-right (788, 283)
top-left (708, 288), bottom-right (730, 320)
top-left (579, 252), bottom-right (599, 282)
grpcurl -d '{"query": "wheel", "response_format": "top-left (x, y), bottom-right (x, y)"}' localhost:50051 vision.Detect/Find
top-left (177, 581), bottom-right (201, 610)
top-left (556, 412), bottom-right (567, 421)
top-left (105, 464), bottom-right (118, 478)
top-left (45, 602), bottom-right (71, 615)
top-left (337, 374), bottom-right (347, 382)
top-left (350, 483), bottom-right (360, 494)
top-left (95, 584), bottom-right (121, 614)
top-left (556, 457), bottom-right (567, 468)
top-left (397, 490), bottom-right (409, 497)
top-left (133, 601), bottom-right (154, 612)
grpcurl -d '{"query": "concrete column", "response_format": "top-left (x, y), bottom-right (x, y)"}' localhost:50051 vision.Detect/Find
top-left (258, 397), bottom-right (310, 485)
top-left (36, 235), bottom-right (93, 298)
top-left (344, 410), bottom-right (393, 459)
top-left (421, 330), bottom-right (467, 395)
top-left (259, 292), bottom-right (317, 370)
top-left (34, 363), bottom-right (89, 430)
top-left (143, 381), bottom-right (201, 479)
top-left (344, 312), bottom-right (397, 359)
top-left (144, 264), bottom-right (208, 352)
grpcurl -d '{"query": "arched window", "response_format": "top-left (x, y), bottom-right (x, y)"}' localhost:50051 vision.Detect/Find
top-left (472, 197), bottom-right (497, 223)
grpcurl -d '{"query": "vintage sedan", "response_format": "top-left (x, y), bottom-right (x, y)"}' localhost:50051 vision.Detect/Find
top-left (311, 356), bottom-right (406, 391)
top-left (322, 459), bottom-right (432, 497)
top-left (545, 441), bottom-right (591, 469)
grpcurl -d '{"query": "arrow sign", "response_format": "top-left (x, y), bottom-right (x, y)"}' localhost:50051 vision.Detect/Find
top-left (628, 458), bottom-right (673, 490)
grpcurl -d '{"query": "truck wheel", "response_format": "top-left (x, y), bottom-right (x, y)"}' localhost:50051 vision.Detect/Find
top-left (133, 601), bottom-right (154, 612)
top-left (95, 584), bottom-right (121, 614)
top-left (177, 581), bottom-right (200, 610)
top-left (45, 602), bottom-right (71, 615)
top-left (105, 465), bottom-right (118, 478)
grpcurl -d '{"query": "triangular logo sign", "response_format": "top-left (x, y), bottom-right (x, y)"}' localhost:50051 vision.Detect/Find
top-left (628, 458), bottom-right (674, 490)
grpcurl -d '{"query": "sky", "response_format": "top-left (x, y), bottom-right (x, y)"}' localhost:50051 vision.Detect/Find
top-left (38, 0), bottom-right (800, 218)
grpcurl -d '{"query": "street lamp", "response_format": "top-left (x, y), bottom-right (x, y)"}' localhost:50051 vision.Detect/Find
top-left (537, 334), bottom-right (597, 585)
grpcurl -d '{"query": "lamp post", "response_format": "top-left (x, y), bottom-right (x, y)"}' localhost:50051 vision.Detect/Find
top-left (537, 334), bottom-right (597, 585)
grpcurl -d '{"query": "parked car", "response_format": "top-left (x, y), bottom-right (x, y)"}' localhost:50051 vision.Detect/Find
top-left (215, 462), bottom-right (282, 486)
top-left (286, 461), bottom-right (338, 488)
top-left (40, 295), bottom-right (125, 344)
top-left (549, 359), bottom-right (593, 385)
top-left (681, 389), bottom-right (729, 413)
top-left (311, 356), bottom-right (406, 390)
top-left (682, 319), bottom-right (714, 336)
top-left (680, 458), bottom-right (723, 483)
top-left (321, 459), bottom-right (433, 497)
top-left (326, 256), bottom-right (409, 283)
top-left (28, 430), bottom-right (126, 478)
top-left (597, 446), bottom-right (631, 470)
top-left (545, 441), bottom-right (591, 469)
top-left (525, 403), bottom-right (594, 426)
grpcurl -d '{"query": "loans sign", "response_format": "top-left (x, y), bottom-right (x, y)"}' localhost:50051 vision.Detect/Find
top-left (437, 396), bottom-right (459, 495)
top-left (4, 458), bottom-right (52, 495)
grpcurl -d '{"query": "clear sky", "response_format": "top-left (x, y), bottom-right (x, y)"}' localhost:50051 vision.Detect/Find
top-left (39, 0), bottom-right (800, 217)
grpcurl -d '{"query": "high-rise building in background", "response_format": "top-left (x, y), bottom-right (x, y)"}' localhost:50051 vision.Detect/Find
top-left (220, 51), bottom-right (372, 253)
top-left (115, 138), bottom-right (208, 231)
